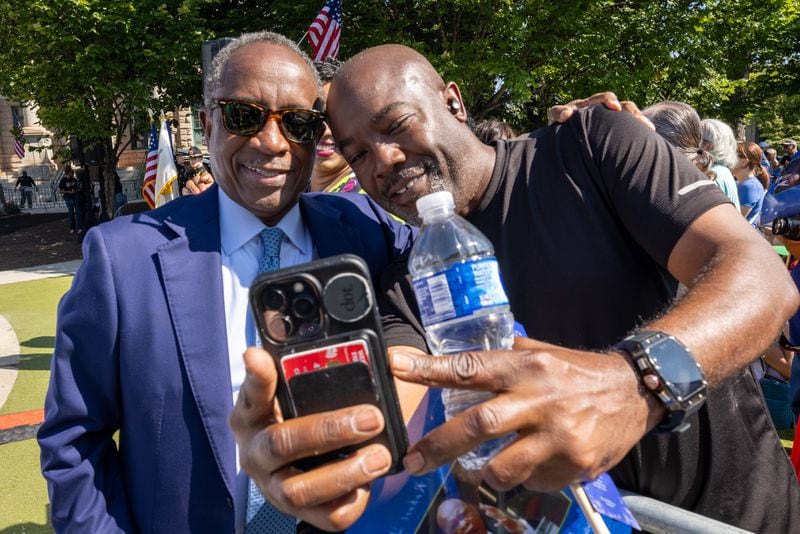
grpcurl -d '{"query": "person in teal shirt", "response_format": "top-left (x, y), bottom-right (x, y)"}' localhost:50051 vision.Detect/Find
top-left (701, 118), bottom-right (741, 210)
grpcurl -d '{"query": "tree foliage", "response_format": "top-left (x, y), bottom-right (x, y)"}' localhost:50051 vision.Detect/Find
top-left (0, 0), bottom-right (205, 216)
top-left (196, 0), bottom-right (800, 136)
top-left (0, 0), bottom-right (798, 199)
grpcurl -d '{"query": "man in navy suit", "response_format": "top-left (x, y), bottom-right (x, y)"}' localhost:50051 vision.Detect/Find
top-left (38, 32), bottom-right (416, 533)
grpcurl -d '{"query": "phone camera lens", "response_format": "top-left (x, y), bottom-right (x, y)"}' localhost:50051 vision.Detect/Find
top-left (292, 293), bottom-right (318, 319)
top-left (279, 315), bottom-right (293, 336)
top-left (266, 313), bottom-right (293, 341)
top-left (262, 289), bottom-right (286, 311)
top-left (299, 321), bottom-right (321, 337)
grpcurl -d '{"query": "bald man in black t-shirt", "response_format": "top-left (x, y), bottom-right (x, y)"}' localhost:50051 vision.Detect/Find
top-left (232, 45), bottom-right (800, 532)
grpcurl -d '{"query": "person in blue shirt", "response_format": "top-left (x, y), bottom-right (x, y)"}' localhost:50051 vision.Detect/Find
top-left (766, 148), bottom-right (783, 181)
top-left (758, 141), bottom-right (771, 176)
top-left (734, 141), bottom-right (770, 220)
top-left (38, 31), bottom-right (417, 533)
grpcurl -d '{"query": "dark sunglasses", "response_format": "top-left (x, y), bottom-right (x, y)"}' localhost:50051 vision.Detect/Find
top-left (779, 333), bottom-right (800, 352)
top-left (216, 99), bottom-right (326, 144)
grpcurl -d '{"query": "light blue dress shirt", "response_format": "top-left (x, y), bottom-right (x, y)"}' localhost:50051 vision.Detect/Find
top-left (217, 189), bottom-right (315, 532)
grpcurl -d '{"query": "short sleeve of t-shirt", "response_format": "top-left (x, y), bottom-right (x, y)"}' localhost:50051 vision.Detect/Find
top-left (573, 106), bottom-right (731, 267)
top-left (738, 177), bottom-right (763, 209)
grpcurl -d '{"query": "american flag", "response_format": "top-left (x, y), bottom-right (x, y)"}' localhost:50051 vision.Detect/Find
top-left (142, 123), bottom-right (158, 208)
top-left (13, 118), bottom-right (25, 159)
top-left (306, 0), bottom-right (342, 61)
top-left (153, 119), bottom-right (179, 207)
top-left (13, 136), bottom-right (24, 159)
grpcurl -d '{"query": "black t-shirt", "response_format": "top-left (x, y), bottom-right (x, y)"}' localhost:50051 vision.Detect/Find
top-left (74, 169), bottom-right (92, 206)
top-left (16, 174), bottom-right (35, 188)
top-left (380, 107), bottom-right (799, 532)
top-left (59, 176), bottom-right (78, 198)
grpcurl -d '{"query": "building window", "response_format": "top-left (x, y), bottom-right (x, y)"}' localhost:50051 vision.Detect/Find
top-left (11, 106), bottom-right (27, 128)
top-left (191, 107), bottom-right (205, 147)
top-left (129, 121), bottom-right (148, 150)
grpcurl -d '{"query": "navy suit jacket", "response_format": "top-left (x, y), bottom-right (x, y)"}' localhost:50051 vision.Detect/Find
top-left (38, 186), bottom-right (415, 533)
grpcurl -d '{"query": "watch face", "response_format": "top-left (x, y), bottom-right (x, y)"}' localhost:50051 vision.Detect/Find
top-left (649, 339), bottom-right (704, 399)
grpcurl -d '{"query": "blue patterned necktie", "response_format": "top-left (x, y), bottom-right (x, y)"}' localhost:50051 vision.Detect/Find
top-left (258, 226), bottom-right (284, 274)
top-left (246, 226), bottom-right (295, 533)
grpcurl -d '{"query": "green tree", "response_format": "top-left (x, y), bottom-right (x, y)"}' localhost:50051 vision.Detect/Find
top-left (4, 0), bottom-right (796, 215)
top-left (688, 0), bottom-right (799, 138)
top-left (197, 0), bottom-right (798, 137)
top-left (0, 0), bottom-right (205, 218)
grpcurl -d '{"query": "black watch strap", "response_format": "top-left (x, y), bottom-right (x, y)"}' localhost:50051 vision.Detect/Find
top-left (615, 331), bottom-right (707, 433)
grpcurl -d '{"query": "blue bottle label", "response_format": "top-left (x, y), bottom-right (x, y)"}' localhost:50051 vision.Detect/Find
top-left (412, 258), bottom-right (509, 327)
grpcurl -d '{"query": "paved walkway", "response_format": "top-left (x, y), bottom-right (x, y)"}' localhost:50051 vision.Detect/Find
top-left (0, 259), bottom-right (81, 438)
top-left (4, 203), bottom-right (69, 216)
top-left (0, 315), bottom-right (20, 409)
top-left (0, 260), bottom-right (82, 286)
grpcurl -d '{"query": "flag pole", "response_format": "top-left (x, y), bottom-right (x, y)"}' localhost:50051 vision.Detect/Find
top-left (160, 110), bottom-right (175, 156)
top-left (297, 32), bottom-right (308, 46)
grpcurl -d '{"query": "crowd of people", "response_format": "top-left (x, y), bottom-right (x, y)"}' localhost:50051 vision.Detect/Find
top-left (36, 30), bottom-right (800, 534)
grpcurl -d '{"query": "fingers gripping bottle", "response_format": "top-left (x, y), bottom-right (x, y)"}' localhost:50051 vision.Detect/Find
top-left (408, 191), bottom-right (515, 470)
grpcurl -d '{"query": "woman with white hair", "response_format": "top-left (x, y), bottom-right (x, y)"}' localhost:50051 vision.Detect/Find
top-left (701, 118), bottom-right (741, 210)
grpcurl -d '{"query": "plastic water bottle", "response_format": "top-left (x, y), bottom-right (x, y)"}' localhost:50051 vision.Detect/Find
top-left (408, 191), bottom-right (515, 470)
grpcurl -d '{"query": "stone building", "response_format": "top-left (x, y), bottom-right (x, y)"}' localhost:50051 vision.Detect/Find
top-left (116, 107), bottom-right (208, 179)
top-left (0, 96), bottom-right (57, 184)
top-left (0, 95), bottom-right (207, 192)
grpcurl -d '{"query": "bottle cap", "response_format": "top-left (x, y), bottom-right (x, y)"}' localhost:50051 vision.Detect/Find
top-left (416, 191), bottom-right (455, 217)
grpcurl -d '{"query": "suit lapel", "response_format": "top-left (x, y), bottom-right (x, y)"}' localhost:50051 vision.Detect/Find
top-left (157, 189), bottom-right (237, 498)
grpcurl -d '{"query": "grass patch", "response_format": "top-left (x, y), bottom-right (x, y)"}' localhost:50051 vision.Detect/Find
top-left (0, 440), bottom-right (51, 532)
top-left (0, 276), bottom-right (72, 416)
top-left (0, 275), bottom-right (72, 532)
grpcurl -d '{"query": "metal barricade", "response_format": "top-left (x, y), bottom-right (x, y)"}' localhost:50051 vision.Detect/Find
top-left (2, 171), bottom-right (66, 211)
top-left (620, 491), bottom-right (754, 533)
top-left (2, 184), bottom-right (58, 210)
top-left (1, 175), bottom-right (143, 213)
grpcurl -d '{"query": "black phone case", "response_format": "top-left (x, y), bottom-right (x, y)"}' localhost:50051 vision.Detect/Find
top-left (249, 253), bottom-right (408, 473)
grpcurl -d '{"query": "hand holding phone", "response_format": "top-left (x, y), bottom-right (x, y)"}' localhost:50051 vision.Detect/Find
top-left (249, 253), bottom-right (408, 473)
top-left (230, 345), bottom-right (391, 532)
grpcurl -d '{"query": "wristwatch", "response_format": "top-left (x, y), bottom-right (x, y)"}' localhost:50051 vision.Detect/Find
top-left (614, 331), bottom-right (707, 433)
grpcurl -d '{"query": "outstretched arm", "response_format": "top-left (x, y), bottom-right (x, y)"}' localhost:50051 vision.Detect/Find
top-left (547, 91), bottom-right (654, 130)
top-left (655, 203), bottom-right (797, 382)
top-left (392, 202), bottom-right (797, 489)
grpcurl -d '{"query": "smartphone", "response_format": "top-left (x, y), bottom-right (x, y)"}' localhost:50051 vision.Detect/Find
top-left (249, 253), bottom-right (408, 473)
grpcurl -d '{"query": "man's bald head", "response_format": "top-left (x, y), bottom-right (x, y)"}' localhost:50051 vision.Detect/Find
top-left (326, 44), bottom-right (496, 223)
top-left (333, 45), bottom-right (446, 100)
